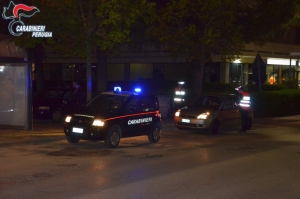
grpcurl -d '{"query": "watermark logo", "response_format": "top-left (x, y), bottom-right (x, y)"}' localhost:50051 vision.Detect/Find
top-left (2, 1), bottom-right (52, 37)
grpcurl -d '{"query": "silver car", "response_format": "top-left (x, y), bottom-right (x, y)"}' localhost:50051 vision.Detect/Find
top-left (174, 93), bottom-right (253, 134)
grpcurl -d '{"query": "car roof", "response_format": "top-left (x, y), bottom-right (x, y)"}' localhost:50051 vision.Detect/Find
top-left (101, 91), bottom-right (135, 97)
top-left (100, 91), bottom-right (156, 97)
top-left (202, 93), bottom-right (237, 97)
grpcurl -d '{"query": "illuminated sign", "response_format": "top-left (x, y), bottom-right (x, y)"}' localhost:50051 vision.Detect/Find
top-left (2, 1), bottom-right (52, 37)
top-left (267, 58), bottom-right (300, 66)
top-left (128, 117), bottom-right (152, 125)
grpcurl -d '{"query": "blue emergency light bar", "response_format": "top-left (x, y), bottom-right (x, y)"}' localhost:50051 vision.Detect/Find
top-left (134, 88), bottom-right (141, 93)
top-left (114, 86), bottom-right (122, 92)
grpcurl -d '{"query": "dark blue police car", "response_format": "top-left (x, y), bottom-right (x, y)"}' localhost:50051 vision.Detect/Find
top-left (63, 87), bottom-right (162, 148)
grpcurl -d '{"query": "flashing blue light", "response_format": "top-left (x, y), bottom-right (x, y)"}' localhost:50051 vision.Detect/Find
top-left (134, 88), bottom-right (141, 93)
top-left (114, 86), bottom-right (122, 92)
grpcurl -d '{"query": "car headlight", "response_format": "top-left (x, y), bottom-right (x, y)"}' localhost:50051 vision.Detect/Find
top-left (92, 119), bottom-right (105, 126)
top-left (65, 116), bottom-right (72, 123)
top-left (38, 106), bottom-right (49, 110)
top-left (175, 111), bottom-right (180, 117)
top-left (197, 112), bottom-right (210, 119)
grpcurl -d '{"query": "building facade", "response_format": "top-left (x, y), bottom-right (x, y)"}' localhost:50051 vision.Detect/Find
top-left (37, 28), bottom-right (300, 91)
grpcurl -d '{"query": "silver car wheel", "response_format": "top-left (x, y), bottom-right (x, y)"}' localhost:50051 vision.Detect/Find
top-left (110, 131), bottom-right (120, 147)
top-left (153, 127), bottom-right (161, 141)
top-left (148, 123), bottom-right (161, 143)
top-left (105, 126), bottom-right (121, 148)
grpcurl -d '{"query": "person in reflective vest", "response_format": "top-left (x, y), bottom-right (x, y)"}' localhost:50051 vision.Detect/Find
top-left (174, 81), bottom-right (185, 110)
top-left (174, 81), bottom-right (185, 103)
top-left (235, 86), bottom-right (251, 132)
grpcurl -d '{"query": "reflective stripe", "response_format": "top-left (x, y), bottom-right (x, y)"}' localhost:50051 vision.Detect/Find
top-left (243, 96), bottom-right (250, 100)
top-left (239, 92), bottom-right (251, 110)
top-left (174, 98), bottom-right (184, 102)
top-left (240, 103), bottom-right (250, 107)
top-left (240, 100), bottom-right (250, 103)
top-left (175, 91), bottom-right (185, 95)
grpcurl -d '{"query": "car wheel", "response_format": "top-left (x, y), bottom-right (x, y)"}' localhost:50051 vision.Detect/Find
top-left (148, 123), bottom-right (161, 143)
top-left (209, 120), bottom-right (220, 134)
top-left (105, 126), bottom-right (121, 148)
top-left (246, 117), bottom-right (252, 130)
top-left (52, 109), bottom-right (62, 123)
top-left (66, 135), bottom-right (80, 144)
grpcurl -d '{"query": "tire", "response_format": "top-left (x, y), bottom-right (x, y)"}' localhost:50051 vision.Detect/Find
top-left (246, 117), bottom-right (252, 130)
top-left (52, 109), bottom-right (62, 123)
top-left (66, 135), bottom-right (80, 144)
top-left (105, 126), bottom-right (121, 148)
top-left (209, 120), bottom-right (220, 134)
top-left (148, 123), bottom-right (161, 143)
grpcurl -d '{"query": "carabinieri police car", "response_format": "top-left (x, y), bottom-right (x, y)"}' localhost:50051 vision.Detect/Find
top-left (63, 87), bottom-right (162, 148)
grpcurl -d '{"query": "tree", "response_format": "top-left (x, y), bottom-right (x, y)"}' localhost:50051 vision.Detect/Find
top-left (237, 0), bottom-right (300, 44)
top-left (14, 0), bottom-right (156, 101)
top-left (151, 0), bottom-right (243, 98)
top-left (151, 0), bottom-right (300, 98)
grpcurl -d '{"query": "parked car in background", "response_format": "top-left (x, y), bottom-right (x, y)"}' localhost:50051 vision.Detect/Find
top-left (174, 93), bottom-right (253, 134)
top-left (32, 87), bottom-right (86, 123)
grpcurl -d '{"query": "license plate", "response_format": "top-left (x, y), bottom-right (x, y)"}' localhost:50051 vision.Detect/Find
top-left (73, 127), bottom-right (83, 133)
top-left (182, 119), bottom-right (190, 123)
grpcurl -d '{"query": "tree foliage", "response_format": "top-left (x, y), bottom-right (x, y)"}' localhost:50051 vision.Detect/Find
top-left (151, 0), bottom-right (242, 96)
top-left (13, 0), bottom-right (156, 100)
top-left (237, 0), bottom-right (300, 44)
top-left (151, 0), bottom-right (300, 97)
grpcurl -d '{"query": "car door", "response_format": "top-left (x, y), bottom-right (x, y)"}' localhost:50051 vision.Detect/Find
top-left (138, 95), bottom-right (159, 134)
top-left (121, 96), bottom-right (141, 137)
top-left (219, 97), bottom-right (237, 127)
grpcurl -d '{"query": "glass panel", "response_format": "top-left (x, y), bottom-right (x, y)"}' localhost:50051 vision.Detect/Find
top-left (87, 94), bottom-right (127, 111)
top-left (230, 63), bottom-right (243, 86)
top-left (0, 64), bottom-right (26, 126)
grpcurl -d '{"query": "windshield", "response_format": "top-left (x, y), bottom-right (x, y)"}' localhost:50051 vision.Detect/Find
top-left (87, 94), bottom-right (128, 111)
top-left (191, 96), bottom-right (224, 109)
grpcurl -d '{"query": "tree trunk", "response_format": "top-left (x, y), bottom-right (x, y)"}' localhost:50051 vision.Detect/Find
top-left (34, 45), bottom-right (44, 91)
top-left (86, 44), bottom-right (92, 101)
top-left (96, 46), bottom-right (107, 93)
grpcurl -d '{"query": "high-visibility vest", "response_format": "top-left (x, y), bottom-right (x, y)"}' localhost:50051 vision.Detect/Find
top-left (174, 87), bottom-right (185, 102)
top-left (239, 92), bottom-right (251, 110)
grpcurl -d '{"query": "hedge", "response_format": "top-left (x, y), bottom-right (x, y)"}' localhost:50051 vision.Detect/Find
top-left (250, 89), bottom-right (300, 117)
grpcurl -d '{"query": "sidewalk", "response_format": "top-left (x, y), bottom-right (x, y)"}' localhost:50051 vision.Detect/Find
top-left (255, 114), bottom-right (300, 123)
top-left (271, 115), bottom-right (300, 121)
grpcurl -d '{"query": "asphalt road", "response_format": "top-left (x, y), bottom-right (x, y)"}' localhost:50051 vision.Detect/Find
top-left (0, 117), bottom-right (300, 199)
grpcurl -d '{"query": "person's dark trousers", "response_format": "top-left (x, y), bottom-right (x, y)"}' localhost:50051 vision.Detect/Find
top-left (240, 109), bottom-right (248, 131)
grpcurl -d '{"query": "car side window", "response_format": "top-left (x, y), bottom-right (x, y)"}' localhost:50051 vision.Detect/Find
top-left (140, 96), bottom-right (157, 112)
top-left (222, 98), bottom-right (234, 110)
top-left (125, 97), bottom-right (139, 113)
top-left (63, 91), bottom-right (72, 102)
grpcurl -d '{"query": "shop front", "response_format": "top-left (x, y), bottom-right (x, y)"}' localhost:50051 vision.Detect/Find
top-left (266, 57), bottom-right (300, 88)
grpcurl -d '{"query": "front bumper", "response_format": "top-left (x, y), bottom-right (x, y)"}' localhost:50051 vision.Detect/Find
top-left (64, 124), bottom-right (109, 140)
top-left (174, 117), bottom-right (210, 129)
